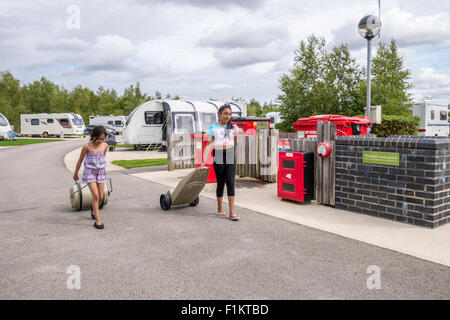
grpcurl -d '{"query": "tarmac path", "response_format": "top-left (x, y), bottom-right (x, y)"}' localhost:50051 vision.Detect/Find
top-left (0, 138), bottom-right (449, 299)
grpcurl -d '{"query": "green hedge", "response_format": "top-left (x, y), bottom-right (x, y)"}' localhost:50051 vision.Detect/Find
top-left (372, 115), bottom-right (420, 137)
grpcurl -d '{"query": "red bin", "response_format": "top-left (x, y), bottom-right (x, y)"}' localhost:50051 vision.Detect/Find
top-left (293, 115), bottom-right (371, 138)
top-left (191, 134), bottom-right (216, 183)
top-left (277, 151), bottom-right (314, 202)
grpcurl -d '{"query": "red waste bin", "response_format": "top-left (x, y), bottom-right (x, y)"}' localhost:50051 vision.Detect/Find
top-left (233, 117), bottom-right (270, 135)
top-left (191, 134), bottom-right (216, 183)
top-left (293, 115), bottom-right (371, 138)
top-left (277, 151), bottom-right (314, 202)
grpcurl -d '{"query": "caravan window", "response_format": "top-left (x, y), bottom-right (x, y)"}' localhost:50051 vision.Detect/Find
top-left (199, 113), bottom-right (217, 132)
top-left (59, 118), bottom-right (71, 128)
top-left (145, 111), bottom-right (163, 124)
top-left (108, 121), bottom-right (114, 125)
top-left (114, 120), bottom-right (124, 127)
top-left (174, 114), bottom-right (194, 133)
top-left (31, 119), bottom-right (39, 125)
top-left (440, 111), bottom-right (447, 121)
top-left (0, 114), bottom-right (7, 126)
top-left (431, 110), bottom-right (435, 120)
top-left (47, 119), bottom-right (54, 123)
top-left (71, 114), bottom-right (84, 125)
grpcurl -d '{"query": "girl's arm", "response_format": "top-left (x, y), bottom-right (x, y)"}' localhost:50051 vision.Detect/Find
top-left (202, 136), bottom-right (214, 168)
top-left (103, 142), bottom-right (108, 157)
top-left (73, 145), bottom-right (88, 181)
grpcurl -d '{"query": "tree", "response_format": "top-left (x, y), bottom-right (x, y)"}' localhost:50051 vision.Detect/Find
top-left (369, 39), bottom-right (413, 116)
top-left (277, 35), bottom-right (364, 131)
top-left (247, 99), bottom-right (262, 116)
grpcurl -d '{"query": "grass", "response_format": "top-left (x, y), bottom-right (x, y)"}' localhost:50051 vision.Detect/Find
top-left (112, 158), bottom-right (168, 169)
top-left (0, 139), bottom-right (65, 146)
top-left (116, 144), bottom-right (134, 147)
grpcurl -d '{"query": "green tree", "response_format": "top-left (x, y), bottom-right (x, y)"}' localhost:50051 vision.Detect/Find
top-left (247, 98), bottom-right (262, 116)
top-left (278, 35), bottom-right (364, 131)
top-left (369, 39), bottom-right (413, 116)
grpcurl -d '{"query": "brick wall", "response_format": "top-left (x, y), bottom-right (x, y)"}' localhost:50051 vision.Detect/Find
top-left (335, 136), bottom-right (450, 228)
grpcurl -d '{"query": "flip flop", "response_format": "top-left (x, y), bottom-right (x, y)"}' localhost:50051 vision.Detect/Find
top-left (216, 212), bottom-right (228, 218)
top-left (230, 215), bottom-right (240, 221)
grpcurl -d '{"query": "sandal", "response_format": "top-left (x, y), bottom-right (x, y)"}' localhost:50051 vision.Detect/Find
top-left (230, 214), bottom-right (240, 221)
top-left (216, 212), bottom-right (228, 218)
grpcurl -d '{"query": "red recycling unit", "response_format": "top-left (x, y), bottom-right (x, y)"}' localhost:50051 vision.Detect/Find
top-left (277, 151), bottom-right (314, 202)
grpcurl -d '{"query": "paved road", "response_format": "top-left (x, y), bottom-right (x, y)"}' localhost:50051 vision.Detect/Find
top-left (0, 139), bottom-right (449, 299)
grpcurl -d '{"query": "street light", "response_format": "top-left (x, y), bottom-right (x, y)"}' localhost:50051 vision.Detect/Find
top-left (358, 15), bottom-right (381, 119)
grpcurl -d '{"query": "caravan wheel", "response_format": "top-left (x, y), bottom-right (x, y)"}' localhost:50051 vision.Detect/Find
top-left (42, 132), bottom-right (49, 138)
top-left (160, 193), bottom-right (171, 211)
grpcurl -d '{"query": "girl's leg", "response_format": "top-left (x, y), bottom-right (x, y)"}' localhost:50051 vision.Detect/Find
top-left (87, 182), bottom-right (102, 225)
top-left (97, 182), bottom-right (105, 207)
top-left (213, 156), bottom-right (226, 216)
top-left (224, 162), bottom-right (238, 219)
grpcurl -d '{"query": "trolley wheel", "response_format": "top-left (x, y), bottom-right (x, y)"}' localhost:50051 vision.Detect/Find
top-left (109, 146), bottom-right (115, 151)
top-left (160, 193), bottom-right (172, 211)
top-left (189, 197), bottom-right (199, 207)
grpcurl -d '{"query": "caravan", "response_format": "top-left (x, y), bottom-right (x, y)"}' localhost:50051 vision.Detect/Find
top-left (265, 112), bottom-right (283, 129)
top-left (122, 100), bottom-right (247, 150)
top-left (412, 100), bottom-right (450, 136)
top-left (0, 113), bottom-right (12, 140)
top-left (89, 115), bottom-right (127, 134)
top-left (20, 113), bottom-right (86, 137)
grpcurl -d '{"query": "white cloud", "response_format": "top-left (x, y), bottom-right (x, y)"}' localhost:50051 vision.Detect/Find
top-left (412, 67), bottom-right (450, 99)
top-left (209, 83), bottom-right (232, 90)
top-left (0, 0), bottom-right (449, 102)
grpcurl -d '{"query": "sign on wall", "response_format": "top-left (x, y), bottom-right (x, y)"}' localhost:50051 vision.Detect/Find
top-left (362, 151), bottom-right (399, 166)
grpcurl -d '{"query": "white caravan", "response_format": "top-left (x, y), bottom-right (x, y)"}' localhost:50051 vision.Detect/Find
top-left (20, 113), bottom-right (86, 137)
top-left (0, 113), bottom-right (12, 140)
top-left (89, 115), bottom-right (127, 134)
top-left (265, 112), bottom-right (283, 129)
top-left (412, 100), bottom-right (450, 136)
top-left (122, 100), bottom-right (247, 149)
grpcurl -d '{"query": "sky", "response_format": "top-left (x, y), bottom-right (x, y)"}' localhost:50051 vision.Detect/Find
top-left (1, 0), bottom-right (449, 104)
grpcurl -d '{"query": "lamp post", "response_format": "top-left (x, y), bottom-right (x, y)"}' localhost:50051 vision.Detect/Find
top-left (358, 15), bottom-right (381, 119)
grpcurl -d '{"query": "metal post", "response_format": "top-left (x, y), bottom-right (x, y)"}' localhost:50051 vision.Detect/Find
top-left (366, 38), bottom-right (372, 119)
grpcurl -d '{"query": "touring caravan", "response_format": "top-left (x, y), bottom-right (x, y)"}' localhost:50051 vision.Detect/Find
top-left (122, 100), bottom-right (247, 150)
top-left (0, 113), bottom-right (12, 140)
top-left (412, 100), bottom-right (450, 136)
top-left (89, 115), bottom-right (127, 134)
top-left (20, 113), bottom-right (86, 137)
top-left (265, 112), bottom-right (283, 129)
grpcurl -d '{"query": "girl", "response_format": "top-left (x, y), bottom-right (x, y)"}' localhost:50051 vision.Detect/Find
top-left (204, 104), bottom-right (240, 221)
top-left (73, 126), bottom-right (108, 229)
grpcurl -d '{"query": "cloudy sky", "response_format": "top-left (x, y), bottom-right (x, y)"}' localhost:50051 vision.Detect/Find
top-left (1, 0), bottom-right (449, 103)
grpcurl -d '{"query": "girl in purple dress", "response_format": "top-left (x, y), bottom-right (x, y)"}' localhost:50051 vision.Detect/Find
top-left (73, 126), bottom-right (108, 229)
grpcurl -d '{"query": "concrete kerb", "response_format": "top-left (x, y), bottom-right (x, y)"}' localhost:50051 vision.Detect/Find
top-left (64, 147), bottom-right (450, 268)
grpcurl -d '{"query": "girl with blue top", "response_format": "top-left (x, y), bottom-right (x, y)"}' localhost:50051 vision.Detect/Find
top-left (73, 126), bottom-right (108, 229)
top-left (204, 104), bottom-right (240, 221)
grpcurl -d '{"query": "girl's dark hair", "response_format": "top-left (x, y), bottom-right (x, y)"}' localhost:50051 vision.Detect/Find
top-left (218, 104), bottom-right (234, 131)
top-left (91, 125), bottom-right (107, 142)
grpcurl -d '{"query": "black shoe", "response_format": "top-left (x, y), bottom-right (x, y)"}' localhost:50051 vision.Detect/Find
top-left (93, 222), bottom-right (104, 229)
top-left (90, 207), bottom-right (95, 220)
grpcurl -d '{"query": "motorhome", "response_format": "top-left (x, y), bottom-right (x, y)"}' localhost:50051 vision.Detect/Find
top-left (0, 113), bottom-right (12, 140)
top-left (265, 111), bottom-right (283, 129)
top-left (89, 115), bottom-right (127, 134)
top-left (412, 100), bottom-right (450, 136)
top-left (122, 100), bottom-right (247, 150)
top-left (20, 113), bottom-right (86, 137)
